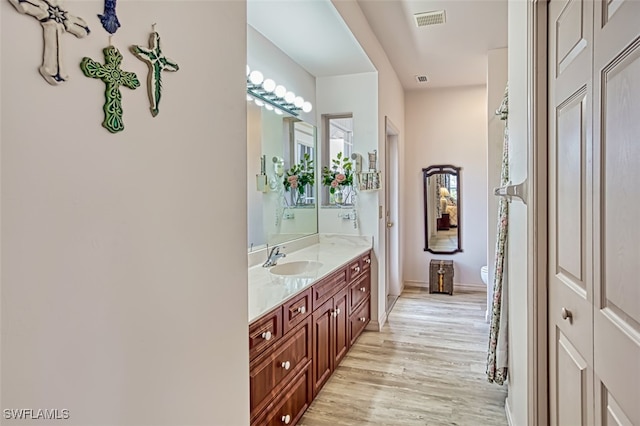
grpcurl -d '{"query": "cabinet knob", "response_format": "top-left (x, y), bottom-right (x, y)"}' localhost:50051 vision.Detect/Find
top-left (359, 287), bottom-right (366, 292)
top-left (354, 266), bottom-right (361, 273)
top-left (281, 361), bottom-right (291, 370)
top-left (336, 308), bottom-right (341, 315)
top-left (365, 258), bottom-right (371, 264)
top-left (281, 414), bottom-right (291, 424)
top-left (296, 306), bottom-right (306, 314)
top-left (261, 331), bottom-right (272, 341)
top-left (561, 307), bottom-right (573, 323)
top-left (359, 317), bottom-right (366, 322)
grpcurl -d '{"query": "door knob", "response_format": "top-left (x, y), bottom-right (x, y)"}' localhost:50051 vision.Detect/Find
top-left (561, 307), bottom-right (573, 323)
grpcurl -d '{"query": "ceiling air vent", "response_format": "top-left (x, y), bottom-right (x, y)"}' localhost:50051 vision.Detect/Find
top-left (414, 10), bottom-right (446, 27)
top-left (415, 75), bottom-right (429, 83)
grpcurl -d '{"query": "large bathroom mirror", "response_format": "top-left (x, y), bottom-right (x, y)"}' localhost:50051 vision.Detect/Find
top-left (247, 102), bottom-right (318, 250)
top-left (423, 165), bottom-right (462, 254)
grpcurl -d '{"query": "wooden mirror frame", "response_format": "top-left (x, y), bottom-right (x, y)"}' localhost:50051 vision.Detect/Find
top-left (423, 165), bottom-right (462, 254)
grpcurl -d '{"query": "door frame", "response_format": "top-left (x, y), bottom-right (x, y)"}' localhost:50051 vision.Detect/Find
top-left (384, 116), bottom-right (401, 315)
top-left (528, 0), bottom-right (549, 424)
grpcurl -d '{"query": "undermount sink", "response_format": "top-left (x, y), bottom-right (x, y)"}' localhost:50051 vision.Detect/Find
top-left (269, 260), bottom-right (323, 277)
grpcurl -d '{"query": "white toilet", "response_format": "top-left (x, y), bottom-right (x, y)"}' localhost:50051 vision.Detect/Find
top-left (480, 265), bottom-right (489, 287)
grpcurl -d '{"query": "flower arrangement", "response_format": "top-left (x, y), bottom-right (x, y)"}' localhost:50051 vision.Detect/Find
top-left (322, 152), bottom-right (354, 195)
top-left (283, 153), bottom-right (314, 204)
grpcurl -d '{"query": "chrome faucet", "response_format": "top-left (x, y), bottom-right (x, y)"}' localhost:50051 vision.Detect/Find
top-left (263, 245), bottom-right (286, 267)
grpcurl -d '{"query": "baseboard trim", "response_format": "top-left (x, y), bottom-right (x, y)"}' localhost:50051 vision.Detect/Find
top-left (366, 319), bottom-right (382, 332)
top-left (505, 397), bottom-right (515, 426)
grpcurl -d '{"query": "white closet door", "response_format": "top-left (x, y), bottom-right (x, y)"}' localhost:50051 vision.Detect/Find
top-left (548, 0), bottom-right (595, 424)
top-left (592, 1), bottom-right (640, 424)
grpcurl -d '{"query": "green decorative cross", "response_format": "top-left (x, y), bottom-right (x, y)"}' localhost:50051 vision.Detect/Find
top-left (130, 31), bottom-right (179, 117)
top-left (80, 46), bottom-right (140, 133)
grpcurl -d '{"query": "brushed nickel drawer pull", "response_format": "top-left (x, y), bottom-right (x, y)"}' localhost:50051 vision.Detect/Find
top-left (281, 361), bottom-right (291, 370)
top-left (281, 414), bottom-right (291, 424)
top-left (561, 307), bottom-right (573, 323)
top-left (296, 306), bottom-right (306, 314)
top-left (261, 331), bottom-right (272, 341)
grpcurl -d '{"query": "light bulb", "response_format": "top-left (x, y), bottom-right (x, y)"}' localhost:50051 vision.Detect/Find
top-left (249, 70), bottom-right (264, 85)
top-left (246, 65), bottom-right (250, 76)
top-left (294, 96), bottom-right (304, 108)
top-left (274, 85), bottom-right (286, 98)
top-left (302, 102), bottom-right (313, 113)
top-left (265, 104), bottom-right (274, 111)
top-left (263, 79), bottom-right (276, 93)
top-left (284, 91), bottom-right (295, 103)
top-left (254, 99), bottom-right (264, 107)
top-left (275, 109), bottom-right (283, 115)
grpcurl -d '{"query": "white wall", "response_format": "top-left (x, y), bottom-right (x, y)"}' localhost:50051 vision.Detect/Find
top-left (487, 48), bottom-right (509, 320)
top-left (404, 86), bottom-right (488, 285)
top-left (1, 1), bottom-right (249, 425)
top-left (506, 0), bottom-right (530, 424)
top-left (316, 71), bottom-right (381, 315)
top-left (328, 0), bottom-right (406, 328)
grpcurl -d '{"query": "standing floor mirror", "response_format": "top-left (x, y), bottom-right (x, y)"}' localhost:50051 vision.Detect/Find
top-left (423, 165), bottom-right (462, 254)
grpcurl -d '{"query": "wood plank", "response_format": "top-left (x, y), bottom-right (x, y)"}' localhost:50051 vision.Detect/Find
top-left (299, 285), bottom-right (507, 425)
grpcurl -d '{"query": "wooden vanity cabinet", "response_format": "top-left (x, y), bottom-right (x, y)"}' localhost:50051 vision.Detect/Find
top-left (250, 250), bottom-right (371, 426)
top-left (311, 287), bottom-right (348, 396)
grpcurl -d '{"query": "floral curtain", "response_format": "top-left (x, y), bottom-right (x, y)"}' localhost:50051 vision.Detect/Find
top-left (487, 86), bottom-right (509, 385)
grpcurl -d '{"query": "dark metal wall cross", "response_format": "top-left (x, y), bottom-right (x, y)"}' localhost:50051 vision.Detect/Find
top-left (9, 0), bottom-right (90, 85)
top-left (80, 46), bottom-right (139, 133)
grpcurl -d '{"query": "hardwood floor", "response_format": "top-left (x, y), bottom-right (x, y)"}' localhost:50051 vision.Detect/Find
top-left (299, 284), bottom-right (508, 426)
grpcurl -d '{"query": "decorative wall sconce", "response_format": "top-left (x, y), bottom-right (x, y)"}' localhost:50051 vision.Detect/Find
top-left (246, 66), bottom-right (312, 117)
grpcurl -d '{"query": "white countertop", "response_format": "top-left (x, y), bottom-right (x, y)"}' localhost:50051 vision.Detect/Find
top-left (248, 235), bottom-right (372, 323)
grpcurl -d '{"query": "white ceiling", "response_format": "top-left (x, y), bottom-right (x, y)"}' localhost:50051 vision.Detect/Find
top-left (247, 0), bottom-right (375, 77)
top-left (358, 0), bottom-right (508, 89)
top-left (248, 0), bottom-right (507, 90)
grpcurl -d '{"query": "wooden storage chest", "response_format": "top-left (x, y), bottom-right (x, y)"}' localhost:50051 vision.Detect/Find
top-left (429, 259), bottom-right (454, 295)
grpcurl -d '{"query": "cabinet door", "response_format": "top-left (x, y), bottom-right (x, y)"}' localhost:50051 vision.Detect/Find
top-left (311, 298), bottom-right (333, 396)
top-left (333, 288), bottom-right (349, 367)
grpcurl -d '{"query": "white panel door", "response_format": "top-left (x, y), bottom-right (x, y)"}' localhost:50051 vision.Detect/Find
top-left (592, 1), bottom-right (640, 424)
top-left (548, 0), bottom-right (595, 424)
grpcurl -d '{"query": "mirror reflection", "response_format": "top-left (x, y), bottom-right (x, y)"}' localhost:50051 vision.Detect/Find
top-left (423, 165), bottom-right (462, 254)
top-left (247, 102), bottom-right (318, 250)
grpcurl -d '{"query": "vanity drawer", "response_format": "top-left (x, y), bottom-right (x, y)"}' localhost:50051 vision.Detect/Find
top-left (348, 272), bottom-right (370, 315)
top-left (348, 259), bottom-right (363, 282)
top-left (252, 360), bottom-right (312, 426)
top-left (250, 317), bottom-right (311, 416)
top-left (361, 251), bottom-right (372, 272)
top-left (349, 296), bottom-right (370, 346)
top-left (282, 289), bottom-right (311, 334)
top-left (249, 308), bottom-right (282, 360)
top-left (312, 268), bottom-right (347, 311)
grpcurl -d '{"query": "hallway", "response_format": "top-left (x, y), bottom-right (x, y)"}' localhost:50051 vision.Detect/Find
top-left (300, 284), bottom-right (507, 426)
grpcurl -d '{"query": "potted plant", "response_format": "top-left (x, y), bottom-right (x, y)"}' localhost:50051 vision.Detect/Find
top-left (283, 153), bottom-right (314, 206)
top-left (322, 152), bottom-right (354, 204)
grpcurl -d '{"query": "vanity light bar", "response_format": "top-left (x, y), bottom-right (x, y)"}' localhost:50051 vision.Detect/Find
top-left (246, 67), bottom-right (313, 117)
